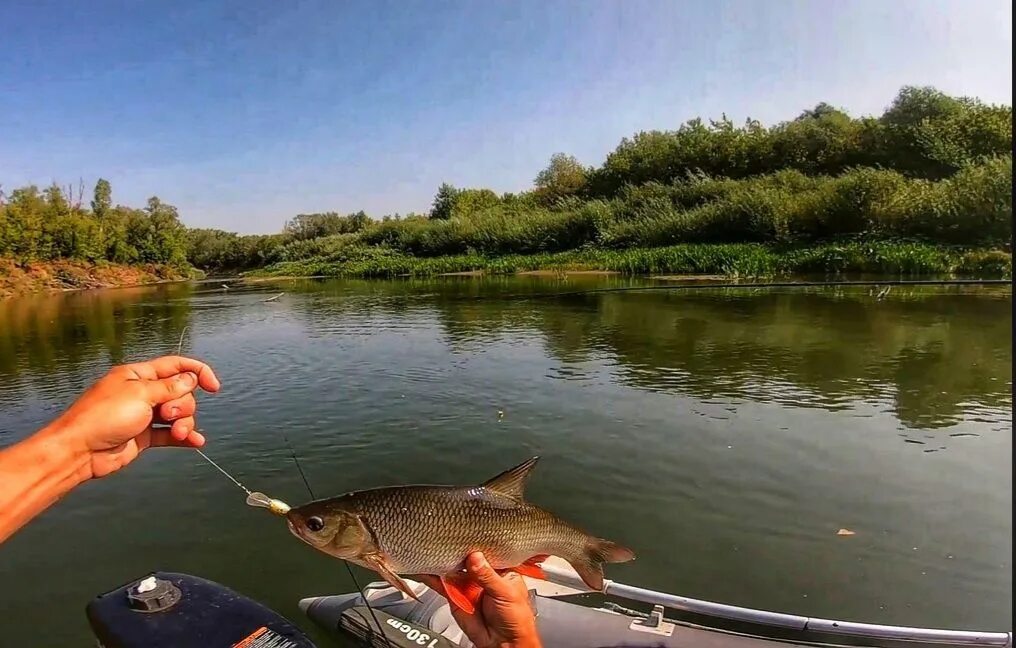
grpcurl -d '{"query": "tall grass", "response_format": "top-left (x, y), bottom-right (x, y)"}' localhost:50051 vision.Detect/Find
top-left (251, 242), bottom-right (1010, 280)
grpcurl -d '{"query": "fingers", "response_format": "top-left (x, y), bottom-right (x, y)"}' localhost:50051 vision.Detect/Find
top-left (145, 372), bottom-right (199, 406)
top-left (127, 356), bottom-right (221, 393)
top-left (170, 415), bottom-right (194, 440)
top-left (157, 393), bottom-right (196, 422)
top-left (144, 425), bottom-right (205, 449)
top-left (464, 553), bottom-right (514, 600)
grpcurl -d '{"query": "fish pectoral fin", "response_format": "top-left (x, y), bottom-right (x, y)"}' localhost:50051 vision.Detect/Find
top-left (440, 574), bottom-right (483, 615)
top-left (364, 555), bottom-right (419, 601)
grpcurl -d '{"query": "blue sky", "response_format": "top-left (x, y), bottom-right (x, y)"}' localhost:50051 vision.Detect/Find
top-left (1, 0), bottom-right (1011, 233)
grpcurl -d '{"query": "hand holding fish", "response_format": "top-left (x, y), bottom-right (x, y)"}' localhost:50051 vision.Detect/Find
top-left (0, 355), bottom-right (220, 543)
top-left (420, 553), bottom-right (542, 648)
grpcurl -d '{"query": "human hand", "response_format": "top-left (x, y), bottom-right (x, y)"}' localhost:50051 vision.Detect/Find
top-left (422, 553), bottom-right (542, 648)
top-left (46, 355), bottom-right (221, 480)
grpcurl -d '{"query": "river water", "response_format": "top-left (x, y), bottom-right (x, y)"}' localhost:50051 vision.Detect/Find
top-left (0, 277), bottom-right (1011, 645)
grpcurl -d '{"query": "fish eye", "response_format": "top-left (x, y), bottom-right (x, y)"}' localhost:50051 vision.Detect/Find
top-left (306, 516), bottom-right (325, 532)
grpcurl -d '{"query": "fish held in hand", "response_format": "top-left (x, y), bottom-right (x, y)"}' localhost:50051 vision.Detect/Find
top-left (285, 457), bottom-right (634, 613)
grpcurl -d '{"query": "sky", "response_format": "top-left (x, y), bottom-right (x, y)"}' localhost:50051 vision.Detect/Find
top-left (1, 0), bottom-right (1011, 234)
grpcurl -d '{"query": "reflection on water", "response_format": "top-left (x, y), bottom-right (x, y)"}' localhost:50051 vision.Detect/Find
top-left (0, 278), bottom-right (1011, 645)
top-left (434, 286), bottom-right (1012, 432)
top-left (5, 281), bottom-right (1008, 436)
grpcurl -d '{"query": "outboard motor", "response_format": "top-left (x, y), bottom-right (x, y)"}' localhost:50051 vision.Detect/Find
top-left (86, 572), bottom-right (316, 648)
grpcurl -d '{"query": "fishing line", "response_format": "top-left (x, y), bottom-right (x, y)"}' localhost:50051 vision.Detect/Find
top-left (176, 325), bottom-right (189, 355)
top-left (280, 431), bottom-right (394, 648)
top-left (175, 324), bottom-right (247, 493)
top-left (175, 325), bottom-right (251, 497)
top-left (182, 322), bottom-right (392, 645)
top-left (178, 323), bottom-right (394, 647)
top-left (284, 438), bottom-right (316, 503)
top-left (193, 448), bottom-right (251, 495)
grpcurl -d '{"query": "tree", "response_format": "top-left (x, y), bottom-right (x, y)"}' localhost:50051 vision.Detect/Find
top-left (796, 102), bottom-right (847, 121)
top-left (122, 196), bottom-right (188, 265)
top-left (881, 86), bottom-right (966, 129)
top-left (91, 178), bottom-right (111, 219)
top-left (283, 211), bottom-right (372, 239)
top-left (534, 153), bottom-right (588, 203)
top-left (430, 183), bottom-right (461, 219)
top-left (1, 186), bottom-right (45, 261)
top-left (878, 86), bottom-right (1008, 177)
top-left (346, 210), bottom-right (370, 232)
top-left (450, 189), bottom-right (500, 218)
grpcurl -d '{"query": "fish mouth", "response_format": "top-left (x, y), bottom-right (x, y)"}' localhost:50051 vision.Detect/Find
top-left (285, 515), bottom-right (311, 544)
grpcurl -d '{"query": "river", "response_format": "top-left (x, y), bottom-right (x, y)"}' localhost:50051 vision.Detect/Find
top-left (0, 277), bottom-right (1011, 645)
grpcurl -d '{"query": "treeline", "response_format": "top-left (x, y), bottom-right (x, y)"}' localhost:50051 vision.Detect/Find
top-left (3, 86), bottom-right (1012, 275)
top-left (583, 86), bottom-right (1012, 195)
top-left (187, 86), bottom-right (1011, 271)
top-left (0, 180), bottom-right (188, 266)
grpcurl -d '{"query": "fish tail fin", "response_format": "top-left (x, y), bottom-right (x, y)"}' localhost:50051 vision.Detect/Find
top-left (565, 537), bottom-right (636, 591)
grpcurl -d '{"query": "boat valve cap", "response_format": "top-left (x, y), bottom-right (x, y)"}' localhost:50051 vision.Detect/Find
top-left (126, 575), bottom-right (182, 613)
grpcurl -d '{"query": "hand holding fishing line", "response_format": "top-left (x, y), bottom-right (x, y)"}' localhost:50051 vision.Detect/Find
top-left (0, 355), bottom-right (221, 543)
top-left (50, 355), bottom-right (221, 479)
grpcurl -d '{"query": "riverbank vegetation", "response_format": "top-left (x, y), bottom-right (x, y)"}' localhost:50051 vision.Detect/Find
top-left (249, 242), bottom-right (1010, 279)
top-left (2, 86), bottom-right (1012, 292)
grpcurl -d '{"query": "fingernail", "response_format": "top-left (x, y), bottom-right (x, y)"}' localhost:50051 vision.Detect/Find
top-left (168, 406), bottom-right (180, 418)
top-left (178, 372), bottom-right (197, 387)
top-left (468, 553), bottom-right (488, 571)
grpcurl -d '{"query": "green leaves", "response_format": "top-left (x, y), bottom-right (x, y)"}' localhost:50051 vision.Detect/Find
top-left (591, 86), bottom-right (1011, 196)
top-left (0, 180), bottom-right (189, 268)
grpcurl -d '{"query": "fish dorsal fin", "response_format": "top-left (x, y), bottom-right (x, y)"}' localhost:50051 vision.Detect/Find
top-left (480, 457), bottom-right (539, 501)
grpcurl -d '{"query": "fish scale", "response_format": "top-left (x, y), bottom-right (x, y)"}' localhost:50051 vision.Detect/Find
top-left (353, 486), bottom-right (588, 573)
top-left (285, 457), bottom-right (634, 603)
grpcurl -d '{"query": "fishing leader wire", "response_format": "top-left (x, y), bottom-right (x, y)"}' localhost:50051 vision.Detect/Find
top-left (280, 431), bottom-right (395, 648)
top-left (178, 323), bottom-right (395, 648)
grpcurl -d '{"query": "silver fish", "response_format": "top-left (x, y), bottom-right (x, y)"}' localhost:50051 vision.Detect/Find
top-left (286, 457), bottom-right (634, 610)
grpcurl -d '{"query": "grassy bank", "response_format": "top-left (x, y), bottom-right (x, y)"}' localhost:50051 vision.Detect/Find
top-left (248, 242), bottom-right (1012, 280)
top-left (0, 259), bottom-right (187, 300)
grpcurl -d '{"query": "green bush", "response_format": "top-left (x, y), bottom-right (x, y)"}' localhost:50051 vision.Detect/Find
top-left (956, 250), bottom-right (1013, 276)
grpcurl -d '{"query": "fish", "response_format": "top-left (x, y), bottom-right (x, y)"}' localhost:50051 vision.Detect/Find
top-left (285, 457), bottom-right (634, 613)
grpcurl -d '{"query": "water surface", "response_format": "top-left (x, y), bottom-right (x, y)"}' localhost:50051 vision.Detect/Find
top-left (0, 277), bottom-right (1011, 645)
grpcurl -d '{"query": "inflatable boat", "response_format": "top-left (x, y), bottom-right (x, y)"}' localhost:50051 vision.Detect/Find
top-left (86, 559), bottom-right (1011, 647)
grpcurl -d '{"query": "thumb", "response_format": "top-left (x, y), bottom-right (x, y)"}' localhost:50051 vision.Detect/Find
top-left (146, 372), bottom-right (198, 405)
top-left (465, 552), bottom-right (513, 599)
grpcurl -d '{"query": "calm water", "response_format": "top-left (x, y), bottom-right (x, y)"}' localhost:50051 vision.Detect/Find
top-left (0, 278), bottom-right (1011, 645)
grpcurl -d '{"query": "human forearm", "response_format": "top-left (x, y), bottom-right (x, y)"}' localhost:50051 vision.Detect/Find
top-left (0, 356), bottom-right (219, 546)
top-left (0, 423), bottom-right (90, 544)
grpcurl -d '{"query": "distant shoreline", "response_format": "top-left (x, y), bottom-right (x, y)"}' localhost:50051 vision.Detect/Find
top-left (0, 259), bottom-right (188, 301)
top-left (3, 242), bottom-right (1011, 301)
